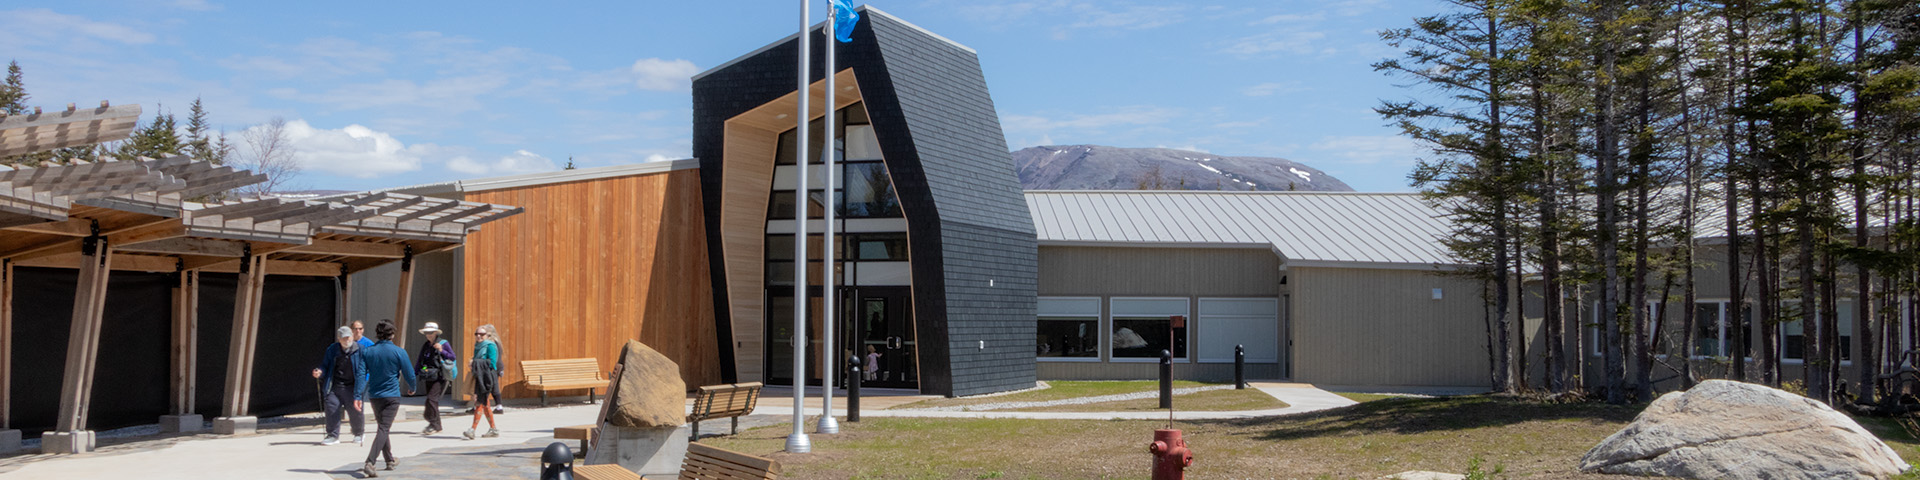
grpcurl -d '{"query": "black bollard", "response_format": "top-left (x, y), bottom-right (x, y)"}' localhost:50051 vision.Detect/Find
top-left (1234, 344), bottom-right (1247, 389)
top-left (847, 354), bottom-right (863, 422)
top-left (1160, 349), bottom-right (1173, 409)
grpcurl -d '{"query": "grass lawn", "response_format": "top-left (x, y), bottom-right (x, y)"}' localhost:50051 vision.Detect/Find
top-left (1011, 388), bottom-right (1288, 413)
top-left (710, 395), bottom-right (1655, 479)
top-left (887, 381), bottom-right (1213, 410)
top-left (1331, 391), bottom-right (1403, 403)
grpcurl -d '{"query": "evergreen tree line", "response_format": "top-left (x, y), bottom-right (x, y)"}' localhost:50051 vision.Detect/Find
top-left (1, 60), bottom-right (233, 167)
top-left (1379, 0), bottom-right (1920, 405)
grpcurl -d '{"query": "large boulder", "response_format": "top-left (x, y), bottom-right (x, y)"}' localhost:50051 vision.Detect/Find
top-left (605, 340), bottom-right (686, 428)
top-left (1580, 379), bottom-right (1907, 479)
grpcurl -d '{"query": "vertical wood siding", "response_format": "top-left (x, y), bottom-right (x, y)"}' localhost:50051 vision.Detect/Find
top-left (1289, 266), bottom-right (1491, 387)
top-left (463, 169), bottom-right (720, 397)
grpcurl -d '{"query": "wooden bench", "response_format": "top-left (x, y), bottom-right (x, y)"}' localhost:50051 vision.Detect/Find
top-left (679, 442), bottom-right (779, 479)
top-left (686, 382), bottom-right (763, 441)
top-left (569, 443), bottom-right (778, 480)
top-left (574, 463), bottom-right (644, 480)
top-left (554, 424), bottom-right (597, 457)
top-left (522, 358), bottom-right (607, 407)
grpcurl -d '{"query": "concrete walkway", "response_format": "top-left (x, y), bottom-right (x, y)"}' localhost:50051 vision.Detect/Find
top-left (0, 382), bottom-right (1360, 479)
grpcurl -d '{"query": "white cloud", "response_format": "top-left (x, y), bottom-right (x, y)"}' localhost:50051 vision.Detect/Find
top-left (1002, 106), bottom-right (1177, 132)
top-left (1222, 30), bottom-right (1328, 56)
top-left (220, 37), bottom-right (393, 79)
top-left (1242, 82), bottom-right (1305, 97)
top-left (630, 58), bottom-right (698, 91)
top-left (1252, 13), bottom-right (1324, 25)
top-left (0, 9), bottom-right (155, 45)
top-left (265, 120), bottom-right (431, 178)
top-left (447, 149), bottom-right (557, 175)
top-left (1307, 135), bottom-right (1424, 166)
top-left (170, 0), bottom-right (222, 11)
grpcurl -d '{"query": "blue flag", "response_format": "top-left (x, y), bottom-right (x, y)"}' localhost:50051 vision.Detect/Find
top-left (831, 0), bottom-right (859, 43)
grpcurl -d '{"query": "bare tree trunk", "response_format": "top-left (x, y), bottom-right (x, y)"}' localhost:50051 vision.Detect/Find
top-left (1850, 0), bottom-right (1878, 404)
top-left (1597, 0), bottom-right (1627, 404)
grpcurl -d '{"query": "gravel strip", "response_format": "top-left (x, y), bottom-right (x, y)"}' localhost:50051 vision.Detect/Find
top-left (917, 385), bottom-right (1236, 412)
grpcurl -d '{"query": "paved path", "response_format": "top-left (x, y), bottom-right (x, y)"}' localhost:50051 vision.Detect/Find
top-left (0, 382), bottom-right (1359, 479)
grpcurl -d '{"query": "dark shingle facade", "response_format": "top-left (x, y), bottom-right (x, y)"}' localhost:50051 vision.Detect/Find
top-left (693, 8), bottom-right (1036, 396)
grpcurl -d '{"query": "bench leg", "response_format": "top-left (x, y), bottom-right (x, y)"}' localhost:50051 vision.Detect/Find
top-left (590, 389), bottom-right (596, 404)
top-left (690, 421), bottom-right (700, 442)
top-left (540, 391), bottom-right (548, 408)
top-left (731, 416), bottom-right (739, 435)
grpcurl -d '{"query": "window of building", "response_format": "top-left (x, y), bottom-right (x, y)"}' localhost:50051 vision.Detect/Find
top-left (1197, 298), bottom-right (1278, 363)
top-left (1037, 297), bottom-right (1100, 361)
top-left (1111, 297), bottom-right (1188, 360)
top-left (841, 162), bottom-right (900, 218)
top-left (1782, 300), bottom-right (1853, 362)
top-left (847, 233), bottom-right (907, 261)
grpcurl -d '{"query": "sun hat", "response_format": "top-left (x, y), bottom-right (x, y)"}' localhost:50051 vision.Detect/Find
top-left (419, 322), bottom-right (442, 334)
top-left (336, 326), bottom-right (353, 338)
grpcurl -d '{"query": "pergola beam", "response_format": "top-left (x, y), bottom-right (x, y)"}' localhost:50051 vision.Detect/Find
top-left (115, 237), bottom-right (247, 257)
top-left (284, 239), bottom-right (406, 258)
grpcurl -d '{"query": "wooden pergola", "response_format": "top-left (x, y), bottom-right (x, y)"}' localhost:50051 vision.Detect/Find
top-left (0, 104), bottom-right (522, 453)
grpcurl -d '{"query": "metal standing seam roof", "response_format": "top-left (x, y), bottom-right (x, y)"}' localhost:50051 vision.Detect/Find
top-left (1024, 190), bottom-right (1461, 267)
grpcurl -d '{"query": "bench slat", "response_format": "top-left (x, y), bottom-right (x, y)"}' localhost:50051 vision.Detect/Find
top-left (678, 443), bottom-right (778, 479)
top-left (576, 464), bottom-right (644, 480)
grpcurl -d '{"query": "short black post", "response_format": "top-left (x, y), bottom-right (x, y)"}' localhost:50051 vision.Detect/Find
top-left (1159, 349), bottom-right (1173, 409)
top-left (847, 354), bottom-right (863, 422)
top-left (1234, 344), bottom-right (1247, 389)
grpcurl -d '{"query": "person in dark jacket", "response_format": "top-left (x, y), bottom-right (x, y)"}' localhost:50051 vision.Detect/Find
top-left (415, 322), bottom-right (456, 435)
top-left (311, 326), bottom-right (367, 446)
top-left (359, 321), bottom-right (416, 477)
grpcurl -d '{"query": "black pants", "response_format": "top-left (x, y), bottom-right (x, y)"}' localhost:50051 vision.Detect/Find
top-left (365, 397), bottom-right (400, 464)
top-left (323, 383), bottom-right (364, 437)
top-left (422, 380), bottom-right (447, 430)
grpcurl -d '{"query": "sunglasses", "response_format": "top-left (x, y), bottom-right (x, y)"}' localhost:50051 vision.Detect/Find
top-left (474, 332), bottom-right (486, 336)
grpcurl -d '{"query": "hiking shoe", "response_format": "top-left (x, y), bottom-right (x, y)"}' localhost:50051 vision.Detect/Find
top-left (320, 435), bottom-right (339, 445)
top-left (360, 462), bottom-right (378, 478)
top-left (385, 460), bottom-right (398, 471)
top-left (483, 428), bottom-right (499, 438)
top-left (421, 426), bottom-right (438, 435)
top-left (462, 429), bottom-right (475, 440)
top-left (493, 406), bottom-right (504, 414)
top-left (354, 435), bottom-right (364, 446)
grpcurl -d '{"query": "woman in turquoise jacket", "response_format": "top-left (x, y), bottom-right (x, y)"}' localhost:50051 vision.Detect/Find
top-left (464, 324), bottom-right (501, 439)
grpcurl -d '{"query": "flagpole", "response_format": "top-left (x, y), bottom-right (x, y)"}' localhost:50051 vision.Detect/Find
top-left (816, 0), bottom-right (842, 436)
top-left (785, 0), bottom-right (812, 455)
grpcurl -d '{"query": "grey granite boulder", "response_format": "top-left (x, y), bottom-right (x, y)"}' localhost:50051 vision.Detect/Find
top-left (1580, 379), bottom-right (1906, 479)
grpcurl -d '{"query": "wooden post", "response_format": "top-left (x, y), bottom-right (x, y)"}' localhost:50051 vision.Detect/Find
top-left (160, 265), bottom-right (203, 433)
top-left (1, 259), bottom-right (12, 430)
top-left (50, 232), bottom-right (111, 453)
top-left (394, 245), bottom-right (414, 350)
top-left (338, 273), bottom-right (352, 327)
top-left (215, 253), bottom-right (266, 435)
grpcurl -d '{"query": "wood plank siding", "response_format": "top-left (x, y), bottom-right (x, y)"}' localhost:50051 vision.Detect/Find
top-left (1288, 266), bottom-right (1489, 387)
top-left (462, 169), bottom-right (720, 397)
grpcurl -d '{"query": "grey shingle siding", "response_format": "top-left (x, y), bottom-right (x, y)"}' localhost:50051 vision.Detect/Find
top-left (694, 10), bottom-right (1037, 397)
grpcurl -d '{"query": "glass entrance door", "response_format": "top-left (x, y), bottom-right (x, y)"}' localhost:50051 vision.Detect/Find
top-left (850, 286), bottom-right (916, 389)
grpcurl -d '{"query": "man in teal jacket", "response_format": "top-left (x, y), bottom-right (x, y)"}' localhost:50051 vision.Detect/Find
top-left (358, 320), bottom-right (416, 477)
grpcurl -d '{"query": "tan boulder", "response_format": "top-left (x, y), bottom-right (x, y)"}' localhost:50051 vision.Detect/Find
top-left (1580, 379), bottom-right (1906, 479)
top-left (605, 340), bottom-right (686, 428)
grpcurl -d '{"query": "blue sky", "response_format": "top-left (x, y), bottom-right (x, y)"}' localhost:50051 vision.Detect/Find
top-left (3, 0), bottom-right (1440, 192)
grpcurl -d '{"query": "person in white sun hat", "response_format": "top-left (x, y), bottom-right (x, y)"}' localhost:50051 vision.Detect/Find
top-left (415, 322), bottom-right (457, 435)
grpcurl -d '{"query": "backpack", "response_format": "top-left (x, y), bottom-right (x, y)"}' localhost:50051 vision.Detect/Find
top-left (436, 339), bottom-right (459, 380)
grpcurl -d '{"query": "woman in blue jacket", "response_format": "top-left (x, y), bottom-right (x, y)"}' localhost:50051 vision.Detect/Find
top-left (464, 324), bottom-right (501, 440)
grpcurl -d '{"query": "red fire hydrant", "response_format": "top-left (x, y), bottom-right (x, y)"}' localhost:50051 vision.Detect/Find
top-left (1148, 428), bottom-right (1193, 480)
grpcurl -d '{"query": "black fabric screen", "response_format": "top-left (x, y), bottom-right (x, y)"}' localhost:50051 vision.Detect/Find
top-left (10, 267), bottom-right (173, 438)
top-left (194, 273), bottom-right (337, 420)
top-left (6, 267), bottom-right (335, 438)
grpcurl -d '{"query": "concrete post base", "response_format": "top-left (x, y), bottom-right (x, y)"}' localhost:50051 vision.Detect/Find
top-left (585, 424), bottom-right (689, 477)
top-left (43, 430), bottom-right (95, 454)
top-left (212, 416), bottom-right (257, 435)
top-left (159, 414), bottom-right (204, 433)
top-left (0, 429), bottom-right (20, 453)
